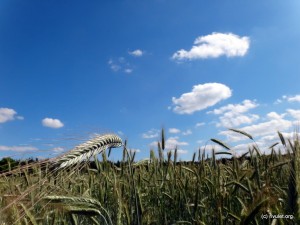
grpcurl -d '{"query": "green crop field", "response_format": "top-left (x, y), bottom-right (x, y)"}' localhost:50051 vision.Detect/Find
top-left (0, 130), bottom-right (299, 225)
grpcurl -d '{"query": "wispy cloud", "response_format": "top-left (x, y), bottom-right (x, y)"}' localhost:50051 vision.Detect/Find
top-left (42, 118), bottom-right (64, 129)
top-left (171, 83), bottom-right (232, 114)
top-left (128, 49), bottom-right (144, 57)
top-left (275, 94), bottom-right (300, 104)
top-left (0, 145), bottom-right (38, 152)
top-left (142, 129), bottom-right (159, 139)
top-left (195, 122), bottom-right (205, 128)
top-left (172, 32), bottom-right (250, 60)
top-left (108, 59), bottom-right (121, 72)
top-left (0, 108), bottom-right (24, 123)
top-left (53, 147), bottom-right (64, 153)
top-left (124, 68), bottom-right (133, 74)
top-left (182, 129), bottom-right (192, 136)
top-left (108, 57), bottom-right (134, 74)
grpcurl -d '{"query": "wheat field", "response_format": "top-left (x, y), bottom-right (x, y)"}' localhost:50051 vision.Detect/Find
top-left (0, 130), bottom-right (299, 225)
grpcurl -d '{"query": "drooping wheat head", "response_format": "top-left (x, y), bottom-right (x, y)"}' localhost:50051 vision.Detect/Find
top-left (53, 133), bottom-right (122, 169)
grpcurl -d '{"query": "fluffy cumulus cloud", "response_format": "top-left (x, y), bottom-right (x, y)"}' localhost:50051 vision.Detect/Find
top-left (0, 108), bottom-right (23, 123)
top-left (287, 109), bottom-right (300, 120)
top-left (250, 113), bottom-right (292, 135)
top-left (210, 99), bottom-right (258, 115)
top-left (165, 136), bottom-right (188, 150)
top-left (172, 32), bottom-right (250, 60)
top-left (128, 49), bottom-right (144, 57)
top-left (0, 145), bottom-right (38, 152)
top-left (279, 95), bottom-right (300, 103)
top-left (287, 95), bottom-right (300, 102)
top-left (220, 112), bottom-right (292, 142)
top-left (42, 118), bottom-right (64, 129)
top-left (209, 100), bottom-right (259, 127)
top-left (219, 114), bottom-right (259, 128)
top-left (172, 83), bottom-right (232, 114)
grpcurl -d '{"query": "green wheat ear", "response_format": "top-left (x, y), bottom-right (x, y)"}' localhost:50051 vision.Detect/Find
top-left (297, 141), bottom-right (300, 222)
top-left (53, 133), bottom-right (122, 169)
top-left (287, 136), bottom-right (300, 223)
top-left (289, 138), bottom-right (300, 224)
top-left (42, 196), bottom-right (113, 225)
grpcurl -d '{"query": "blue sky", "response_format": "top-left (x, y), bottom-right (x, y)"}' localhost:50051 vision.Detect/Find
top-left (1, 0), bottom-right (300, 161)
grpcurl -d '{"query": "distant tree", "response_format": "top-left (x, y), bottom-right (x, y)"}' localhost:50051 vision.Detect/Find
top-left (0, 157), bottom-right (18, 172)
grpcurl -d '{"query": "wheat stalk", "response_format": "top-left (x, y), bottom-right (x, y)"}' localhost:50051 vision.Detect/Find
top-left (53, 133), bottom-right (122, 169)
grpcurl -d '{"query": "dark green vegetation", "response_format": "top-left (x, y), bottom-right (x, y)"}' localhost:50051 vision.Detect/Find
top-left (0, 130), bottom-right (299, 225)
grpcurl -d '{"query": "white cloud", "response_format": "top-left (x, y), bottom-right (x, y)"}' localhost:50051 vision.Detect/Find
top-left (168, 149), bottom-right (188, 155)
top-left (53, 147), bottom-right (64, 153)
top-left (124, 68), bottom-right (133, 74)
top-left (108, 58), bottom-right (133, 73)
top-left (172, 32), bottom-right (250, 60)
top-left (108, 59), bottom-right (121, 72)
top-left (172, 83), bottom-right (232, 114)
top-left (231, 143), bottom-right (253, 155)
top-left (142, 129), bottom-right (159, 139)
top-left (274, 99), bottom-right (282, 104)
top-left (129, 49), bottom-right (144, 57)
top-left (275, 95), bottom-right (300, 104)
top-left (118, 131), bottom-right (124, 136)
top-left (195, 122), bottom-right (205, 127)
top-left (218, 114), bottom-right (260, 128)
top-left (169, 128), bottom-right (181, 134)
top-left (182, 129), bottom-right (192, 135)
top-left (198, 144), bottom-right (223, 153)
top-left (286, 95), bottom-right (300, 102)
top-left (231, 130), bottom-right (296, 156)
top-left (42, 118), bottom-right (64, 129)
top-left (130, 148), bottom-right (141, 153)
top-left (165, 136), bottom-right (188, 150)
top-left (209, 99), bottom-right (258, 115)
top-left (267, 111), bottom-right (285, 120)
top-left (287, 109), bottom-right (300, 120)
top-left (0, 108), bottom-right (23, 123)
top-left (209, 100), bottom-right (259, 128)
top-left (197, 140), bottom-right (204, 144)
top-left (0, 145), bottom-right (38, 152)
top-left (220, 112), bottom-right (292, 142)
top-left (149, 136), bottom-right (188, 152)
